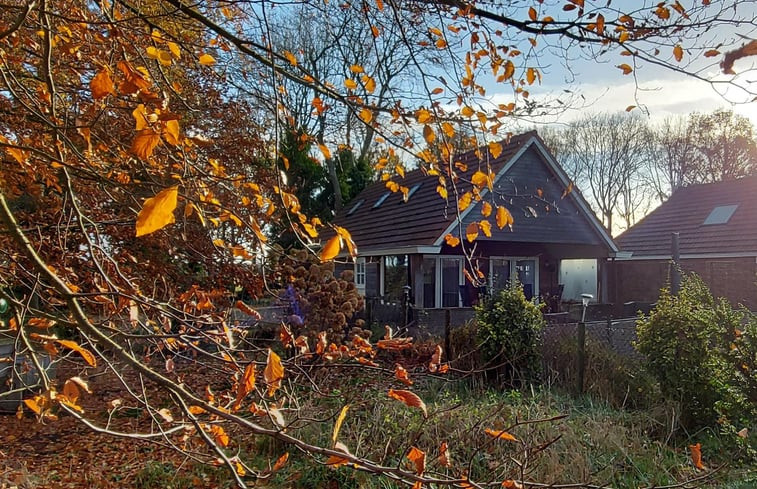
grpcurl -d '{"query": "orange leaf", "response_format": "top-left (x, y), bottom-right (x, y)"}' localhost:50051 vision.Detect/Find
top-left (136, 186), bottom-right (178, 237)
top-left (326, 441), bottom-right (352, 467)
top-left (690, 443), bottom-right (705, 470)
top-left (485, 428), bottom-right (518, 441)
top-left (344, 79), bottom-right (357, 90)
top-left (264, 349), bottom-right (284, 397)
top-left (163, 120), bottom-right (180, 146)
top-left (24, 397), bottom-right (42, 415)
top-left (211, 425), bottom-right (230, 447)
top-left (617, 63), bottom-right (633, 75)
top-left (471, 171), bottom-right (488, 188)
top-left (561, 182), bottom-right (574, 199)
top-left (55, 339), bottom-right (96, 367)
top-left (359, 108), bottom-right (373, 123)
top-left (502, 480), bottom-right (523, 489)
top-left (233, 363), bottom-right (256, 409)
top-left (318, 143), bottom-right (332, 159)
top-left (461, 106), bottom-right (475, 118)
top-left (488, 141), bottom-right (503, 158)
top-left (416, 108), bottom-right (432, 123)
top-left (272, 452), bottom-right (289, 472)
top-left (362, 74), bottom-right (376, 93)
top-left (438, 441), bottom-right (451, 467)
top-left (90, 69), bottom-right (115, 99)
top-left (423, 125), bottom-right (436, 144)
top-left (283, 50), bottom-right (297, 66)
top-left (407, 446), bottom-right (426, 475)
top-left (130, 128), bottom-right (162, 159)
top-left (444, 234), bottom-right (460, 247)
top-left (387, 389), bottom-right (427, 417)
top-left (481, 201), bottom-right (493, 217)
top-left (528, 6), bottom-right (537, 21)
top-left (395, 364), bottom-right (413, 385)
top-left (673, 44), bottom-right (684, 62)
top-left (321, 235), bottom-right (341, 262)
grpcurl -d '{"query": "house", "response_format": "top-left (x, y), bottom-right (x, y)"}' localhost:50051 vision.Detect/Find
top-left (613, 176), bottom-right (757, 311)
top-left (330, 131), bottom-right (619, 318)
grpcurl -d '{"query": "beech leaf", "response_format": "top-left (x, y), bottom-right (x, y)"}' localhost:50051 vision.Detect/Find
top-left (264, 348), bottom-right (284, 397)
top-left (55, 339), bottom-right (97, 367)
top-left (136, 186), bottom-right (179, 237)
top-left (485, 428), bottom-right (518, 441)
top-left (321, 235), bottom-right (341, 261)
top-left (387, 389), bottom-right (427, 417)
top-left (332, 405), bottom-right (350, 445)
top-left (90, 69), bottom-right (115, 99)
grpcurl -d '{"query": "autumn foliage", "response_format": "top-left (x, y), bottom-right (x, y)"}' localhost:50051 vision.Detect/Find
top-left (1, 0), bottom-right (756, 486)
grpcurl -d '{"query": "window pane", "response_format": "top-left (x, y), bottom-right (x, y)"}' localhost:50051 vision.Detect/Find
top-left (516, 259), bottom-right (536, 300)
top-left (490, 258), bottom-right (510, 290)
top-left (384, 255), bottom-right (408, 301)
top-left (423, 258), bottom-right (436, 308)
top-left (441, 258), bottom-right (460, 307)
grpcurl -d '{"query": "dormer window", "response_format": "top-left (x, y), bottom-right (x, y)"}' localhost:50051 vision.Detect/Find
top-left (373, 192), bottom-right (390, 208)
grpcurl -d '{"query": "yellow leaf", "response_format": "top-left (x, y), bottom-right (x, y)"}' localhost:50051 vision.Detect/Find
top-left (168, 42), bottom-right (181, 58)
top-left (479, 220), bottom-right (492, 237)
top-left (673, 44), bottom-right (684, 62)
top-left (362, 74), bottom-right (376, 93)
top-left (485, 428), bottom-right (518, 441)
top-left (264, 349), bottom-right (284, 397)
top-left (332, 405), bottom-right (350, 445)
top-left (24, 397), bottom-right (42, 415)
top-left (132, 104), bottom-right (149, 131)
top-left (437, 185), bottom-right (448, 199)
top-left (163, 120), bottom-right (180, 146)
top-left (441, 122), bottom-right (455, 138)
top-left (130, 129), bottom-right (162, 159)
top-left (489, 141), bottom-right (503, 158)
top-left (90, 69), bottom-right (115, 99)
top-left (55, 339), bottom-right (97, 367)
top-left (199, 53), bottom-right (216, 65)
top-left (458, 192), bottom-right (472, 211)
top-left (461, 106), bottom-right (475, 117)
top-left (321, 235), bottom-right (341, 261)
top-left (318, 144), bottom-right (332, 159)
top-left (481, 202), bottom-right (493, 217)
top-left (349, 64), bottom-right (364, 73)
top-left (283, 50), bottom-right (297, 66)
top-left (423, 125), bottom-right (436, 144)
top-left (395, 164), bottom-right (405, 178)
top-left (387, 389), bottom-right (427, 417)
top-left (496, 206), bottom-right (513, 230)
top-left (136, 186), bottom-right (179, 237)
top-left (416, 108), bottom-right (432, 123)
top-left (471, 170), bottom-right (488, 188)
top-left (344, 79), bottom-right (357, 90)
top-left (465, 222), bottom-right (478, 242)
top-left (444, 234), bottom-right (460, 247)
top-left (359, 108), bottom-right (373, 123)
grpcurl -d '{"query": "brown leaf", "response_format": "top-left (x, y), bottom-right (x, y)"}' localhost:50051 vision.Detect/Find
top-left (438, 441), bottom-right (451, 467)
top-left (135, 186), bottom-right (179, 237)
top-left (395, 364), bottom-right (413, 385)
top-left (387, 389), bottom-right (427, 417)
top-left (233, 363), bottom-right (256, 409)
top-left (721, 39), bottom-right (757, 74)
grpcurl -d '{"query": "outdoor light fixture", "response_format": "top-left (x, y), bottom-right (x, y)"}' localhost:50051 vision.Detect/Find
top-left (580, 293), bottom-right (593, 323)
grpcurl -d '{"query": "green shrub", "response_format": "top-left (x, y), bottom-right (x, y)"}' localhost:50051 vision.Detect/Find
top-left (635, 273), bottom-right (756, 457)
top-left (475, 281), bottom-right (545, 387)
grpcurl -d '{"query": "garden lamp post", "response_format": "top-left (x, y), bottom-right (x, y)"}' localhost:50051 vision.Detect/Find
top-left (577, 293), bottom-right (593, 394)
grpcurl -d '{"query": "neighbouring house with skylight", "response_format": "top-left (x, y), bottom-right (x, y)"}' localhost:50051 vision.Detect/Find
top-left (328, 131), bottom-right (619, 322)
top-left (613, 176), bottom-right (757, 310)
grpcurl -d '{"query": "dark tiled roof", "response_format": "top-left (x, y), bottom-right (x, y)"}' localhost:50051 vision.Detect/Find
top-left (616, 176), bottom-right (757, 257)
top-left (330, 131), bottom-right (615, 254)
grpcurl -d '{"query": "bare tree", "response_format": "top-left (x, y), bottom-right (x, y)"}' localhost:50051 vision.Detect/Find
top-left (556, 113), bottom-right (653, 233)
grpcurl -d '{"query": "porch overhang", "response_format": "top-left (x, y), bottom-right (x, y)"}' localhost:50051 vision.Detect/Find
top-left (355, 245), bottom-right (442, 257)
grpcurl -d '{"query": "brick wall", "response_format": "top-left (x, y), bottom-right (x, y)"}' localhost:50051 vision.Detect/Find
top-left (613, 257), bottom-right (757, 310)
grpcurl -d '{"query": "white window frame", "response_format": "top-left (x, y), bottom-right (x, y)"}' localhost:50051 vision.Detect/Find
top-left (354, 257), bottom-right (366, 295)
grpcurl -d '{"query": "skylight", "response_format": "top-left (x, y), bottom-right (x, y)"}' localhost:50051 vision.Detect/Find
top-left (404, 183), bottom-right (422, 201)
top-left (703, 205), bottom-right (738, 225)
top-left (373, 192), bottom-right (390, 208)
top-left (346, 199), bottom-right (364, 216)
